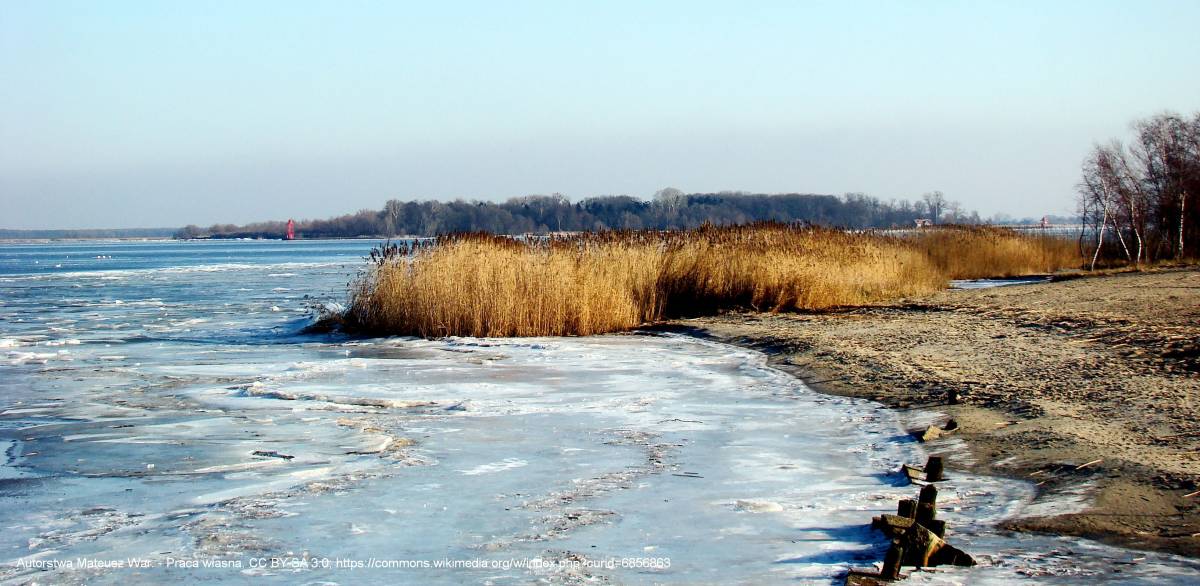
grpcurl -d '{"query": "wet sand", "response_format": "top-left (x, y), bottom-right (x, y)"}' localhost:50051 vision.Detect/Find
top-left (663, 268), bottom-right (1200, 557)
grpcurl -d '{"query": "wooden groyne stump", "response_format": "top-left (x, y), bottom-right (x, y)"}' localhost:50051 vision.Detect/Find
top-left (855, 463), bottom-right (975, 584)
top-left (916, 419), bottom-right (957, 443)
top-left (881, 540), bottom-right (904, 580)
top-left (901, 456), bottom-right (946, 484)
top-left (925, 456), bottom-right (944, 482)
top-left (915, 484), bottom-right (938, 526)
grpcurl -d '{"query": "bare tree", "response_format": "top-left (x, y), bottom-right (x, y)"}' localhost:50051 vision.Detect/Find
top-left (1081, 111), bottom-right (1200, 265)
top-left (1080, 149), bottom-right (1114, 270)
top-left (1105, 142), bottom-right (1150, 265)
top-left (1132, 114), bottom-right (1194, 259)
top-left (654, 187), bottom-right (686, 211)
top-left (922, 191), bottom-right (946, 224)
top-left (945, 200), bottom-right (963, 224)
top-left (383, 199), bottom-right (403, 236)
top-left (1091, 144), bottom-right (1139, 263)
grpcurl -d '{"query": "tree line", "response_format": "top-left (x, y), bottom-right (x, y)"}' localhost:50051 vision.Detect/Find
top-left (175, 190), bottom-right (981, 239)
top-left (0, 228), bottom-right (177, 240)
top-left (1079, 111), bottom-right (1199, 267)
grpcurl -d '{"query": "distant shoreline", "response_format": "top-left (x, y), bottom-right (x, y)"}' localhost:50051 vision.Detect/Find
top-left (0, 237), bottom-right (178, 244)
top-left (0, 236), bottom-right (395, 243)
top-left (0, 228), bottom-right (178, 241)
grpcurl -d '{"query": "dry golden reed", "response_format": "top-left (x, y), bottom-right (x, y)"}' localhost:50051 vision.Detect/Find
top-left (911, 226), bottom-right (1078, 280)
top-left (347, 223), bottom-right (1078, 338)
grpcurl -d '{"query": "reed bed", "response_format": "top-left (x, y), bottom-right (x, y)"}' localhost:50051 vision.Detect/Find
top-left (912, 226), bottom-right (1079, 280)
top-left (347, 224), bottom-right (1078, 337)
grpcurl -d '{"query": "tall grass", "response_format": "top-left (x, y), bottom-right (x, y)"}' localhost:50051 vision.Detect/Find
top-left (347, 224), bottom-right (1078, 337)
top-left (912, 226), bottom-right (1078, 279)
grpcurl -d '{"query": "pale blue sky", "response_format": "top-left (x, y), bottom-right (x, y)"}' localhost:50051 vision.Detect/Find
top-left (2, 1), bottom-right (1198, 228)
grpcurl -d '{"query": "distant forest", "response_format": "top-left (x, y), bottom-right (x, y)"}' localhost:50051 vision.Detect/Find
top-left (177, 190), bottom-right (986, 239)
top-left (0, 227), bottom-right (177, 240)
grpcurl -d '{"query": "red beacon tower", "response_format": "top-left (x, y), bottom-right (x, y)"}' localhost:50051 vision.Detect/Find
top-left (285, 219), bottom-right (295, 240)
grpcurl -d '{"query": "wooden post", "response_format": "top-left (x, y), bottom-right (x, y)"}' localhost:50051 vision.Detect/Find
top-left (900, 523), bottom-right (944, 568)
top-left (916, 503), bottom-right (936, 527)
top-left (918, 483), bottom-right (938, 506)
top-left (897, 499), bottom-right (917, 519)
top-left (881, 539), bottom-right (903, 580)
top-left (926, 519), bottom-right (946, 538)
top-left (916, 484), bottom-right (938, 526)
top-left (925, 456), bottom-right (944, 482)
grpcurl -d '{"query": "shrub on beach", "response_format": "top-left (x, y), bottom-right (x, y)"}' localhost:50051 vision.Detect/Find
top-left (346, 223), bottom-right (1078, 337)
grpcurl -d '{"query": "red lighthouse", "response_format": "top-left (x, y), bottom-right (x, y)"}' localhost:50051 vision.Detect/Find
top-left (285, 219), bottom-right (295, 240)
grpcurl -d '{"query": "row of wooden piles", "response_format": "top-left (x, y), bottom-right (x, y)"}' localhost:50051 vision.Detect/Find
top-left (845, 455), bottom-right (977, 585)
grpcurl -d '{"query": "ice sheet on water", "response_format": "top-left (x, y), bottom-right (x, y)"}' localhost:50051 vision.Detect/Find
top-left (7, 262), bottom-right (351, 280)
top-left (0, 239), bottom-right (1195, 583)
top-left (951, 277), bottom-right (1051, 289)
top-left (1, 333), bottom-right (1197, 584)
top-left (6, 349), bottom-right (71, 366)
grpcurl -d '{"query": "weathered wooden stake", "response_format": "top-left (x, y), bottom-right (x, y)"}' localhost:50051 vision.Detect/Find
top-left (918, 483), bottom-right (938, 506)
top-left (916, 484), bottom-right (938, 526)
top-left (881, 539), bottom-right (903, 580)
top-left (897, 498), bottom-right (917, 519)
top-left (916, 503), bottom-right (935, 526)
top-left (925, 456), bottom-right (944, 482)
top-left (926, 519), bottom-right (946, 538)
top-left (900, 523), bottom-right (944, 567)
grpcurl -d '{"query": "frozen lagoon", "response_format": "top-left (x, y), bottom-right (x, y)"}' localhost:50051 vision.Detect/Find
top-left (1, 241), bottom-right (1198, 584)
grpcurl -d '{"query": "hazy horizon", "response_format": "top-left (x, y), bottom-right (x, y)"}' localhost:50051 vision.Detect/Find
top-left (3, 1), bottom-right (1198, 230)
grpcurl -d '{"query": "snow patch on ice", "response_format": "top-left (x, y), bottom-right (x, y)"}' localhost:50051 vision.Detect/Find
top-left (459, 458), bottom-right (528, 476)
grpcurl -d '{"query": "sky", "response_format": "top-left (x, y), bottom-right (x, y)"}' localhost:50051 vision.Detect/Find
top-left (2, 1), bottom-right (1198, 229)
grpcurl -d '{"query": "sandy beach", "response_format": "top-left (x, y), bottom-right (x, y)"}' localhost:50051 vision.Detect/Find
top-left (665, 268), bottom-right (1200, 557)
